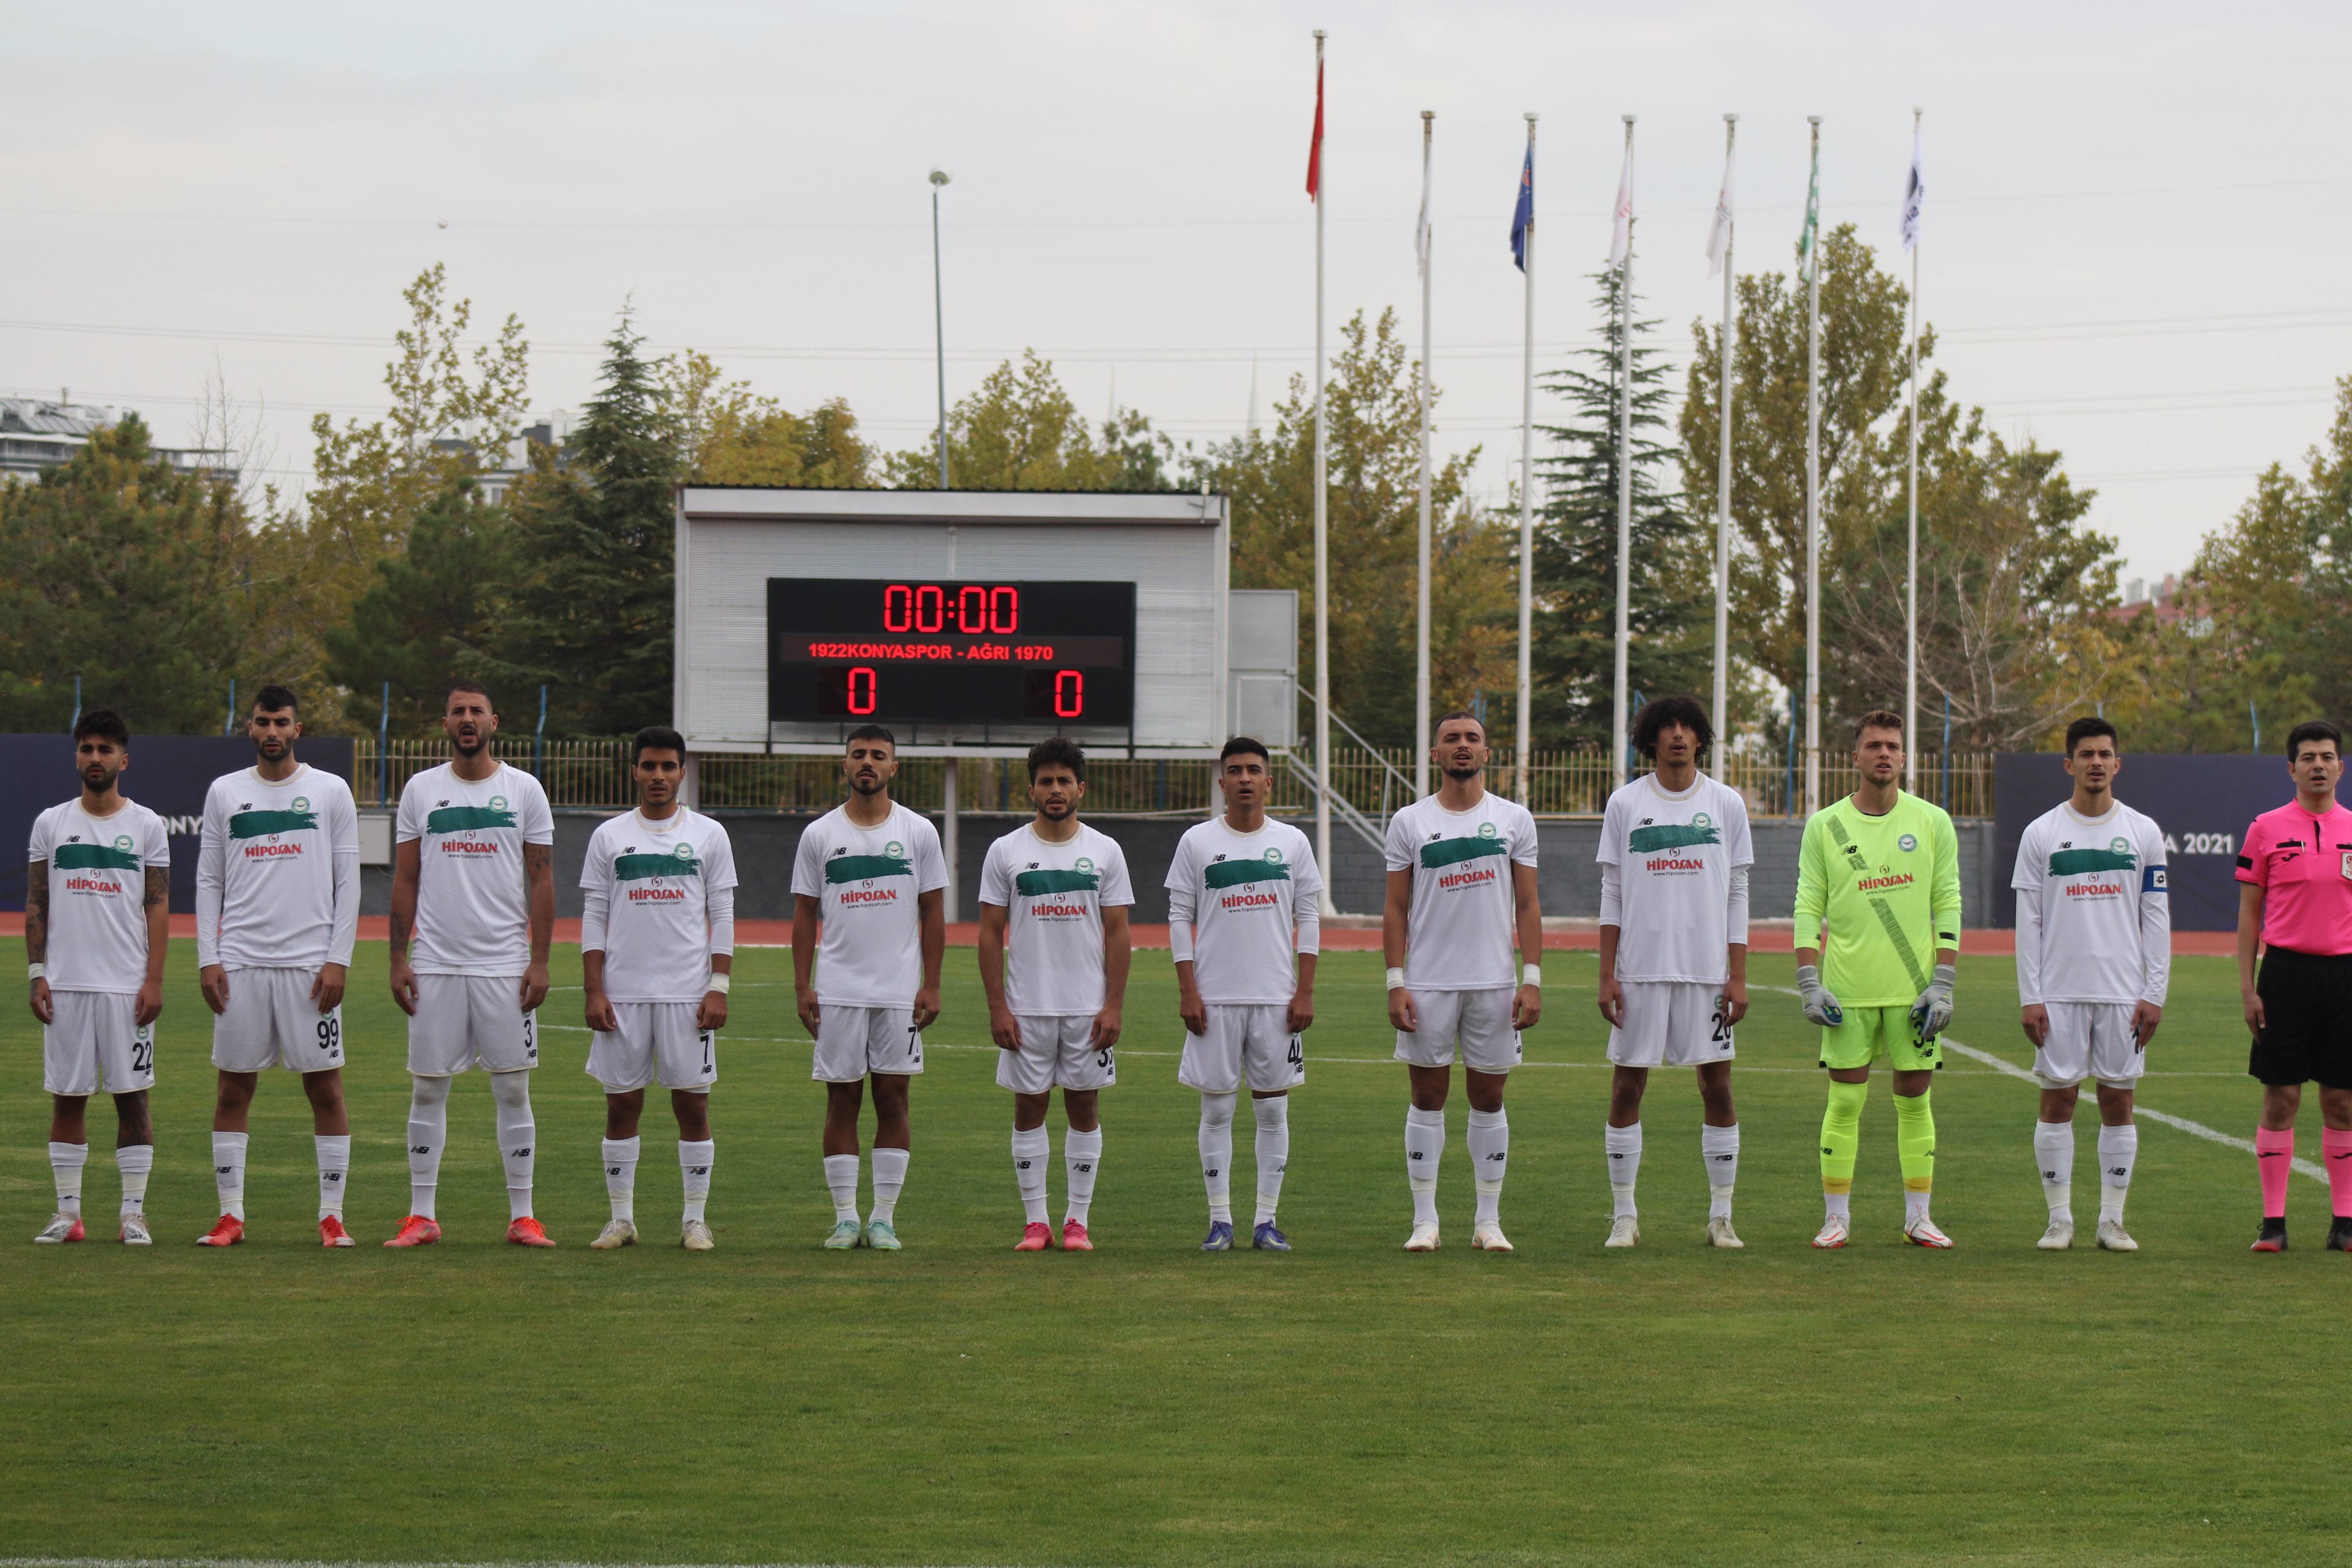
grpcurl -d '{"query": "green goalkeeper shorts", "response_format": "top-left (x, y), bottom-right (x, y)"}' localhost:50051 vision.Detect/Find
top-left (1819, 1005), bottom-right (1942, 1073)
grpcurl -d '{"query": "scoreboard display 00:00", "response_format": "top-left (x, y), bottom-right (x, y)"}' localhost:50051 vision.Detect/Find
top-left (767, 578), bottom-right (1136, 729)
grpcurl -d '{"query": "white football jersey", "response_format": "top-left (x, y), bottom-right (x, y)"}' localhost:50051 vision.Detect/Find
top-left (2011, 799), bottom-right (2171, 1006)
top-left (396, 762), bottom-right (556, 977)
top-left (978, 821), bottom-right (1135, 1016)
top-left (1165, 816), bottom-right (1322, 1006)
top-left (197, 764), bottom-right (361, 970)
top-left (1384, 789), bottom-right (1539, 990)
top-left (581, 808), bottom-right (738, 1004)
top-left (29, 799), bottom-right (169, 993)
top-left (790, 800), bottom-right (949, 1008)
top-left (1596, 771), bottom-right (1755, 985)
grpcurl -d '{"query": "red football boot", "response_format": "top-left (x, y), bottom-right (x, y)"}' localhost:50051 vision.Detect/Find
top-left (382, 1215), bottom-right (442, 1249)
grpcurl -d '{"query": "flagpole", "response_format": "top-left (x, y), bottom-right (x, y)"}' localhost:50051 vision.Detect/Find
top-left (1311, 29), bottom-right (1333, 912)
top-left (1514, 111), bottom-right (1537, 807)
top-left (1611, 114), bottom-right (1635, 792)
top-left (1905, 106), bottom-right (1922, 792)
top-left (1713, 113), bottom-right (1736, 745)
top-left (1416, 109), bottom-right (1434, 799)
top-left (1804, 114), bottom-right (1822, 818)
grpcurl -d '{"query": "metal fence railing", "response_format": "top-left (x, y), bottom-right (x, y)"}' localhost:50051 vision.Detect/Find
top-left (358, 740), bottom-right (1995, 822)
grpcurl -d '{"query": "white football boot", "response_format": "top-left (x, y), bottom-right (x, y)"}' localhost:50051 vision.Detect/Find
top-left (2037, 1215), bottom-right (2075, 1251)
top-left (2095, 1217), bottom-right (2139, 1252)
top-left (1403, 1220), bottom-right (1441, 1252)
top-left (1603, 1214), bottom-right (1640, 1249)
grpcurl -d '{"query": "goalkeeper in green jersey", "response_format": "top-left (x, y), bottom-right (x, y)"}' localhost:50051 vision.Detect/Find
top-left (1793, 710), bottom-right (1963, 1249)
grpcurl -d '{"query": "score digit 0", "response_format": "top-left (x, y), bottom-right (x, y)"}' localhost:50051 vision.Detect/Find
top-left (883, 583), bottom-right (1020, 634)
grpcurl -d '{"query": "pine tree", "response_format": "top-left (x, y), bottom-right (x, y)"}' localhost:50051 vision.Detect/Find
top-left (1531, 266), bottom-right (1706, 746)
top-left (503, 313), bottom-right (679, 735)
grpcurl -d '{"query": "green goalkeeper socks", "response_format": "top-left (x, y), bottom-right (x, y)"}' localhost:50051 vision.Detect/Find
top-left (1819, 1079), bottom-right (1866, 1195)
top-left (1895, 1089), bottom-right (1936, 1193)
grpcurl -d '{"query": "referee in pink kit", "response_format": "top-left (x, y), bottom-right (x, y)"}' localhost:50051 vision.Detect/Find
top-left (2238, 719), bottom-right (2352, 1252)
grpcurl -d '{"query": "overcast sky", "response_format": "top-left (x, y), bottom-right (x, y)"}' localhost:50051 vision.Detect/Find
top-left (8, 1), bottom-right (2350, 586)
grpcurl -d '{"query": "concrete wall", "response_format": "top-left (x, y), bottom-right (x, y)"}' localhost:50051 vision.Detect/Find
top-left (366, 809), bottom-right (2000, 927)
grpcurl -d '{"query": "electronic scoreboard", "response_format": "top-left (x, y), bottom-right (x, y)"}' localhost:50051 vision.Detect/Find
top-left (767, 577), bottom-right (1136, 730)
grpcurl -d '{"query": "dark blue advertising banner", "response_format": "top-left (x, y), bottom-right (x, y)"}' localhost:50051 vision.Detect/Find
top-left (0, 735), bottom-right (355, 915)
top-left (1994, 751), bottom-right (2293, 932)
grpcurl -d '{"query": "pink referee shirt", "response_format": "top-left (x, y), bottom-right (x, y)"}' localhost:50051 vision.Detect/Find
top-left (2237, 800), bottom-right (2352, 955)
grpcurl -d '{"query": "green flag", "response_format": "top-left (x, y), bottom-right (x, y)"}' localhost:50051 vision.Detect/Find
top-left (1797, 129), bottom-right (1821, 283)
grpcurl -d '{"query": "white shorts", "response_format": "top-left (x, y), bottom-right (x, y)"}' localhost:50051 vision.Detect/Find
top-left (1178, 1004), bottom-right (1305, 1095)
top-left (812, 1004), bottom-right (924, 1082)
top-left (1395, 987), bottom-right (1523, 1073)
top-left (996, 1014), bottom-right (1117, 1094)
top-left (2034, 1001), bottom-right (2145, 1089)
top-left (408, 973), bottom-right (539, 1076)
top-left (211, 967), bottom-right (346, 1075)
top-left (586, 1002), bottom-right (716, 1093)
top-left (44, 990), bottom-right (155, 1097)
top-left (1606, 981), bottom-right (1737, 1068)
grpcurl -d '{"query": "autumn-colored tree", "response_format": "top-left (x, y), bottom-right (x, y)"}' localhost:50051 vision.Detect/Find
top-left (885, 351), bottom-right (1174, 491)
top-left (667, 350), bottom-right (876, 487)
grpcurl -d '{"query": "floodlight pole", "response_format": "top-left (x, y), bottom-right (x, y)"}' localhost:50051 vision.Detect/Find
top-left (930, 169), bottom-right (953, 491)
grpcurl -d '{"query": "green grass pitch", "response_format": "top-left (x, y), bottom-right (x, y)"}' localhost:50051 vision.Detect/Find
top-left (3, 939), bottom-right (2344, 1566)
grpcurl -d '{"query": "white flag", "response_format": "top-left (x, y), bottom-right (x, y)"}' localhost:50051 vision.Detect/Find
top-left (1608, 135), bottom-right (1634, 265)
top-left (1415, 148), bottom-right (1433, 281)
top-left (1704, 140), bottom-right (1735, 276)
top-left (1900, 122), bottom-right (1924, 253)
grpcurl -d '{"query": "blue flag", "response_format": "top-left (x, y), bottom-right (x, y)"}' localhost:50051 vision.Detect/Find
top-left (1510, 144), bottom-right (1533, 272)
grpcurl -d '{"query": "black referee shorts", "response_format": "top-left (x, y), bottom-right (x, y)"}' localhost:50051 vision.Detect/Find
top-left (2249, 946), bottom-right (2352, 1090)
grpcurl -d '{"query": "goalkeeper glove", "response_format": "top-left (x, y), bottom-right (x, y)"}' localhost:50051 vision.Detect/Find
top-left (1910, 962), bottom-right (1957, 1040)
top-left (1796, 964), bottom-right (1844, 1027)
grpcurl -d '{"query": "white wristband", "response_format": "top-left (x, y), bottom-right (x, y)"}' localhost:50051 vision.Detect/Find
top-left (27, 963), bottom-right (44, 981)
top-left (1522, 964), bottom-right (1542, 988)
top-left (1384, 967), bottom-right (1406, 991)
top-left (706, 973), bottom-right (731, 995)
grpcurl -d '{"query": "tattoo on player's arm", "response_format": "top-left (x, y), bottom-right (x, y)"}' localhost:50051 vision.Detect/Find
top-left (523, 843), bottom-right (553, 878)
top-left (144, 866), bottom-right (168, 909)
top-left (24, 862), bottom-right (48, 963)
top-left (388, 909), bottom-right (412, 951)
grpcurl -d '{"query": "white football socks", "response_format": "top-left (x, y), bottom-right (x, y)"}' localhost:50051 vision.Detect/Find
top-left (115, 1143), bottom-right (152, 1219)
top-left (2098, 1123), bottom-right (2137, 1224)
top-left (1252, 1095), bottom-right (1289, 1226)
top-left (1200, 1091), bottom-right (1236, 1223)
top-left (1604, 1121), bottom-right (1642, 1219)
top-left (490, 1070), bottom-right (536, 1222)
top-left (406, 1074), bottom-right (451, 1219)
top-left (1824, 1191), bottom-right (1851, 1220)
top-left (1466, 1108), bottom-right (1508, 1226)
top-left (679, 1139), bottom-right (714, 1224)
top-left (603, 1136), bottom-right (641, 1222)
top-left (49, 1141), bottom-right (87, 1220)
top-left (315, 1135), bottom-right (350, 1220)
top-left (1404, 1106), bottom-right (1444, 1228)
top-left (1063, 1128), bottom-right (1102, 1226)
top-left (211, 1130), bottom-right (248, 1220)
top-left (823, 1154), bottom-right (860, 1222)
top-left (869, 1147), bottom-right (909, 1226)
top-left (1904, 1190), bottom-right (1933, 1226)
top-left (1012, 1125), bottom-right (1051, 1225)
top-left (2034, 1119), bottom-right (2074, 1221)
top-left (1701, 1122), bottom-right (1739, 1218)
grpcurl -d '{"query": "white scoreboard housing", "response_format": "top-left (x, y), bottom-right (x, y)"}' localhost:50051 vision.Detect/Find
top-left (674, 487), bottom-right (1232, 756)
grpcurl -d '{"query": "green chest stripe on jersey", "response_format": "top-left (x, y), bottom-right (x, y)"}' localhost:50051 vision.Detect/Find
top-left (1203, 858), bottom-right (1291, 890)
top-left (1419, 836), bottom-right (1508, 870)
top-left (826, 853), bottom-right (913, 884)
top-left (614, 853), bottom-right (699, 881)
top-left (1627, 823), bottom-right (1721, 854)
top-left (53, 843), bottom-right (141, 871)
top-left (2048, 847), bottom-right (2137, 876)
top-left (228, 808), bottom-right (317, 840)
top-left (1015, 868), bottom-right (1098, 897)
top-left (424, 805), bottom-right (516, 834)
top-left (1824, 811), bottom-right (1929, 995)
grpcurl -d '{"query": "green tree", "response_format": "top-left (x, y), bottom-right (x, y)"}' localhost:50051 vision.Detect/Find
top-left (322, 477), bottom-right (521, 736)
top-left (885, 351), bottom-right (1174, 491)
top-left (1533, 265), bottom-right (1707, 744)
top-left (501, 313), bottom-right (678, 735)
top-left (0, 416), bottom-right (250, 732)
top-left (666, 350), bottom-right (876, 487)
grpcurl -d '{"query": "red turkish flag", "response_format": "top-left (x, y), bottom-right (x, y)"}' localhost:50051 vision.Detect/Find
top-left (1305, 57), bottom-right (1324, 200)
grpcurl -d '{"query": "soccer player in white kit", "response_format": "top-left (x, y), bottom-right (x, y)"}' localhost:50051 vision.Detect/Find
top-left (1594, 696), bottom-right (1753, 1250)
top-left (28, 711), bottom-right (169, 1245)
top-left (1383, 710), bottom-right (1541, 1253)
top-left (977, 737), bottom-right (1134, 1252)
top-left (2011, 716), bottom-right (2168, 1252)
top-left (384, 682), bottom-right (557, 1248)
top-left (194, 686), bottom-right (361, 1248)
top-left (581, 726), bottom-right (737, 1252)
top-left (792, 725), bottom-right (947, 1252)
top-left (1167, 737), bottom-right (1321, 1253)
